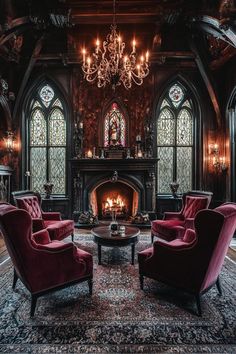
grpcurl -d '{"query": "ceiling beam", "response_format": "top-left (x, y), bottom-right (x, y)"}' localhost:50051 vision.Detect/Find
top-left (71, 13), bottom-right (159, 25)
top-left (13, 35), bottom-right (45, 121)
top-left (190, 38), bottom-right (222, 129)
top-left (191, 15), bottom-right (236, 48)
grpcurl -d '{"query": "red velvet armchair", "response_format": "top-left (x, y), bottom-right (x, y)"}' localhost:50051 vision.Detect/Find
top-left (12, 190), bottom-right (74, 242)
top-left (151, 190), bottom-right (213, 242)
top-left (139, 202), bottom-right (236, 315)
top-left (0, 202), bottom-right (93, 316)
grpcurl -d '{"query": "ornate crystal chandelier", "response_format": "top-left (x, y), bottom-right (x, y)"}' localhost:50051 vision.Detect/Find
top-left (81, 0), bottom-right (150, 90)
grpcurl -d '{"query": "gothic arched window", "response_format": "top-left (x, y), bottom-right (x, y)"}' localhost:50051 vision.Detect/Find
top-left (157, 83), bottom-right (194, 194)
top-left (28, 84), bottom-right (67, 194)
top-left (104, 102), bottom-right (126, 146)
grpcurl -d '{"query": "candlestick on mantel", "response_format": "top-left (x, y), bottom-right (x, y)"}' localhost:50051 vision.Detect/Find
top-left (137, 150), bottom-right (143, 158)
top-left (87, 149), bottom-right (92, 158)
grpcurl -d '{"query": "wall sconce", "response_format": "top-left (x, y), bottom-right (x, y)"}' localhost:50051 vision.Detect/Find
top-left (208, 143), bottom-right (227, 173)
top-left (4, 131), bottom-right (15, 153)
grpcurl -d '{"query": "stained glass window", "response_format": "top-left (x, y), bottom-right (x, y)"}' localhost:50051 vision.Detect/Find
top-left (104, 102), bottom-right (126, 146)
top-left (28, 84), bottom-right (66, 194)
top-left (157, 83), bottom-right (194, 194)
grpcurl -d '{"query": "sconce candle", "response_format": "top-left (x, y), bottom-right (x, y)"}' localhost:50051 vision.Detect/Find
top-left (5, 131), bottom-right (15, 152)
top-left (209, 142), bottom-right (228, 172)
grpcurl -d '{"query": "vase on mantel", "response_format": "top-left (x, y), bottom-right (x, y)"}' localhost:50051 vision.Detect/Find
top-left (169, 181), bottom-right (179, 198)
top-left (44, 182), bottom-right (54, 199)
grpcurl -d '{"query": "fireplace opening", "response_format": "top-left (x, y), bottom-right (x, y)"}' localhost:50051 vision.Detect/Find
top-left (90, 181), bottom-right (139, 220)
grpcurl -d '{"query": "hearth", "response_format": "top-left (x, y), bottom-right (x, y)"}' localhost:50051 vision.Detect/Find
top-left (70, 158), bottom-right (158, 223)
top-left (91, 181), bottom-right (138, 219)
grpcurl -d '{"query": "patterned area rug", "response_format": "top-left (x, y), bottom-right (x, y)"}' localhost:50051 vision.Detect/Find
top-left (0, 233), bottom-right (236, 353)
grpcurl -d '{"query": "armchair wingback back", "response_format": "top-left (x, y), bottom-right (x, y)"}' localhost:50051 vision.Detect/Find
top-left (151, 190), bottom-right (213, 242)
top-left (139, 202), bottom-right (236, 315)
top-left (16, 196), bottom-right (42, 218)
top-left (195, 203), bottom-right (236, 292)
top-left (0, 202), bottom-right (93, 316)
top-left (12, 190), bottom-right (74, 241)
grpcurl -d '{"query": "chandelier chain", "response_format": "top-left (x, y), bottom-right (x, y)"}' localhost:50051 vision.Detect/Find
top-left (113, 0), bottom-right (116, 26)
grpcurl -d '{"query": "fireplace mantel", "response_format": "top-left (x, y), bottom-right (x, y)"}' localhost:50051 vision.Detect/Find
top-left (70, 158), bottom-right (158, 170)
top-left (69, 158), bottom-right (159, 218)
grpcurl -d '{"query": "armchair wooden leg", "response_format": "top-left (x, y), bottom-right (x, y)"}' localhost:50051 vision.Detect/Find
top-left (140, 275), bottom-right (144, 290)
top-left (71, 233), bottom-right (74, 242)
top-left (195, 295), bottom-right (202, 317)
top-left (12, 268), bottom-right (18, 290)
top-left (88, 278), bottom-right (93, 295)
top-left (216, 277), bottom-right (222, 296)
top-left (30, 295), bottom-right (38, 317)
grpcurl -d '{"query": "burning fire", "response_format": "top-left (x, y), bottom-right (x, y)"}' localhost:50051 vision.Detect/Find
top-left (104, 195), bottom-right (125, 210)
top-left (102, 194), bottom-right (127, 217)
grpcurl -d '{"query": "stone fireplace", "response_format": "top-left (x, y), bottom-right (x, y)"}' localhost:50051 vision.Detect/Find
top-left (70, 158), bottom-right (158, 223)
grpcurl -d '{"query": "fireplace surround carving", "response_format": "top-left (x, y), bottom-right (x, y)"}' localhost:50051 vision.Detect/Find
top-left (70, 158), bottom-right (158, 223)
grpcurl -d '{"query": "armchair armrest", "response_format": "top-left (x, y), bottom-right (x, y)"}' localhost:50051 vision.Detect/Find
top-left (184, 218), bottom-right (194, 229)
top-left (32, 218), bottom-right (45, 232)
top-left (164, 212), bottom-right (184, 220)
top-left (35, 241), bottom-right (75, 253)
top-left (32, 229), bottom-right (51, 245)
top-left (42, 211), bottom-right (61, 221)
top-left (153, 236), bottom-right (196, 253)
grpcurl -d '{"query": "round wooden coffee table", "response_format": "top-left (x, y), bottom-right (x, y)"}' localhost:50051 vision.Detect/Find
top-left (92, 225), bottom-right (140, 265)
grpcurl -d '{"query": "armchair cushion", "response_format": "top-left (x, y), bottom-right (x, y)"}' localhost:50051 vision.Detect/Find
top-left (32, 229), bottom-right (51, 245)
top-left (182, 196), bottom-right (209, 219)
top-left (16, 196), bottom-right (42, 218)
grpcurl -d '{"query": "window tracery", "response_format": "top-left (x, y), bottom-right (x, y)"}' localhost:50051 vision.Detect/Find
top-left (157, 83), bottom-right (194, 193)
top-left (28, 84), bottom-right (66, 194)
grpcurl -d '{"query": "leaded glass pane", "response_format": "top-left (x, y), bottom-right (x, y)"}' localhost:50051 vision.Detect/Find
top-left (160, 99), bottom-right (170, 109)
top-left (157, 108), bottom-right (175, 145)
top-left (32, 101), bottom-right (42, 109)
top-left (157, 147), bottom-right (174, 193)
top-left (30, 147), bottom-right (47, 192)
top-left (104, 103), bottom-right (126, 146)
top-left (169, 84), bottom-right (184, 108)
top-left (182, 100), bottom-right (191, 108)
top-left (177, 109), bottom-right (193, 145)
top-left (30, 109), bottom-right (47, 146)
top-left (49, 147), bottom-right (65, 194)
top-left (49, 109), bottom-right (66, 146)
top-left (52, 98), bottom-right (63, 109)
top-left (40, 85), bottom-right (54, 107)
top-left (176, 147), bottom-right (192, 193)
top-left (104, 117), bottom-right (109, 146)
